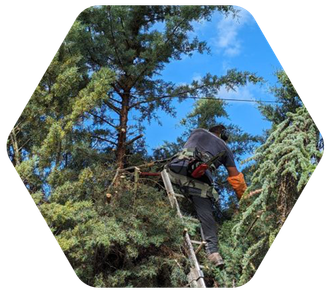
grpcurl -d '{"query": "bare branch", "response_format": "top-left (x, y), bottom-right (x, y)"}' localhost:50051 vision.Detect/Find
top-left (104, 100), bottom-right (121, 115)
top-left (125, 134), bottom-right (144, 146)
top-left (87, 111), bottom-right (118, 129)
top-left (108, 95), bottom-right (122, 105)
top-left (91, 135), bottom-right (117, 146)
top-left (128, 86), bottom-right (204, 109)
top-left (18, 138), bottom-right (31, 152)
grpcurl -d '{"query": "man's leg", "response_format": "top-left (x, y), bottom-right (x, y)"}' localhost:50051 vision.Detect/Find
top-left (190, 195), bottom-right (218, 254)
top-left (190, 195), bottom-right (224, 267)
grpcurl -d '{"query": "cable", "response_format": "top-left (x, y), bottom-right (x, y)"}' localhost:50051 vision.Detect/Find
top-left (129, 92), bottom-right (279, 105)
top-left (182, 96), bottom-right (278, 104)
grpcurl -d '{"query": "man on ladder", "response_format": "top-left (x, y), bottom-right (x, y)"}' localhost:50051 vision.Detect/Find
top-left (166, 125), bottom-right (247, 267)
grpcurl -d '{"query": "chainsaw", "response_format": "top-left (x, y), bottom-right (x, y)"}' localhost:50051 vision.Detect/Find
top-left (188, 150), bottom-right (225, 179)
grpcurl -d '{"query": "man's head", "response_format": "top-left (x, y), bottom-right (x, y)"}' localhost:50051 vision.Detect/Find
top-left (209, 124), bottom-right (229, 141)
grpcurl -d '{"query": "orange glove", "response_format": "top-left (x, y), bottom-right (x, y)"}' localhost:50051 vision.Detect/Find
top-left (227, 172), bottom-right (247, 200)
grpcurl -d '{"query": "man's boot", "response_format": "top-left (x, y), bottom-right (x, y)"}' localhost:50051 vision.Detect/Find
top-left (207, 252), bottom-right (224, 268)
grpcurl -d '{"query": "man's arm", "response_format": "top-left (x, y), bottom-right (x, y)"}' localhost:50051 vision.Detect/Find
top-left (226, 166), bottom-right (247, 200)
top-left (227, 166), bottom-right (240, 177)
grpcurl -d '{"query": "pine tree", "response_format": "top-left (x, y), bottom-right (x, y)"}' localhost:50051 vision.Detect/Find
top-left (10, 6), bottom-right (315, 288)
top-left (7, 6), bottom-right (263, 287)
top-left (7, 21), bottom-right (116, 195)
top-left (74, 5), bottom-right (263, 168)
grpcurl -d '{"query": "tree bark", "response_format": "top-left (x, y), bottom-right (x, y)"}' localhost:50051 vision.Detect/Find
top-left (116, 92), bottom-right (130, 169)
top-left (10, 129), bottom-right (21, 166)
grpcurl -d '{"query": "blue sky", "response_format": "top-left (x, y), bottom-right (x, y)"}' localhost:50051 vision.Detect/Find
top-left (140, 7), bottom-right (283, 158)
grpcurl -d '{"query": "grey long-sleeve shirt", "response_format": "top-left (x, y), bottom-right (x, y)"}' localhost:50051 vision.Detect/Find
top-left (183, 128), bottom-right (236, 168)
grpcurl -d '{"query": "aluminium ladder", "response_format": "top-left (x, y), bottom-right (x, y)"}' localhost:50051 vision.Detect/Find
top-left (161, 168), bottom-right (207, 288)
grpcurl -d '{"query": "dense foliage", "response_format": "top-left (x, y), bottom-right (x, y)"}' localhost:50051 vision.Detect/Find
top-left (7, 5), bottom-right (322, 288)
top-left (216, 106), bottom-right (322, 286)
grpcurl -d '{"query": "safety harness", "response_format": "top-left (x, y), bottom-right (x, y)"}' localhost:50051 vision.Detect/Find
top-left (188, 149), bottom-right (225, 179)
top-left (166, 148), bottom-right (225, 200)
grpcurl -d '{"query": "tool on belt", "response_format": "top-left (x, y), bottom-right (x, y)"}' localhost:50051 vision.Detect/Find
top-left (188, 149), bottom-right (225, 179)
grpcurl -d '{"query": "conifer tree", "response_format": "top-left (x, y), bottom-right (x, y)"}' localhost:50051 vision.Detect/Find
top-left (7, 6), bottom-right (264, 287)
top-left (201, 72), bottom-right (323, 287)
top-left (9, 6), bottom-right (315, 288)
top-left (231, 106), bottom-right (322, 285)
top-left (9, 37), bottom-right (189, 285)
top-left (74, 5), bottom-right (262, 168)
top-left (259, 70), bottom-right (302, 127)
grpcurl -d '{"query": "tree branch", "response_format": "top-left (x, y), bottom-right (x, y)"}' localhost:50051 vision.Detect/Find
top-left (129, 85), bottom-right (206, 109)
top-left (164, 18), bottom-right (187, 46)
top-left (87, 111), bottom-right (118, 129)
top-left (18, 138), bottom-right (31, 152)
top-left (107, 7), bottom-right (126, 73)
top-left (91, 135), bottom-right (117, 146)
top-left (125, 134), bottom-right (144, 146)
top-left (108, 95), bottom-right (122, 105)
top-left (104, 100), bottom-right (121, 115)
top-left (127, 20), bottom-right (187, 92)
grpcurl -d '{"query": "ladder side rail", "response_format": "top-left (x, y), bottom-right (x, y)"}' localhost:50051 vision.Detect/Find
top-left (161, 170), bottom-right (176, 208)
top-left (161, 169), bottom-right (206, 288)
top-left (184, 231), bottom-right (206, 288)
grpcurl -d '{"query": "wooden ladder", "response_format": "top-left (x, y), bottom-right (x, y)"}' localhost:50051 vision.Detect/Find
top-left (161, 168), bottom-right (207, 288)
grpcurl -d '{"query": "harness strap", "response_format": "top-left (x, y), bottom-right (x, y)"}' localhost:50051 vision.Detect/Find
top-left (166, 167), bottom-right (218, 200)
top-left (174, 148), bottom-right (195, 160)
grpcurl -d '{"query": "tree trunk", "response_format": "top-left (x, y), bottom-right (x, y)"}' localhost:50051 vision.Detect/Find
top-left (277, 176), bottom-right (297, 227)
top-left (116, 92), bottom-right (129, 169)
top-left (10, 129), bottom-right (21, 166)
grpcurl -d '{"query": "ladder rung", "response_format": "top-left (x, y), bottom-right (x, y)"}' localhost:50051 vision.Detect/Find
top-left (183, 216), bottom-right (200, 223)
top-left (191, 240), bottom-right (203, 245)
top-left (194, 241), bottom-right (206, 255)
top-left (174, 193), bottom-right (185, 198)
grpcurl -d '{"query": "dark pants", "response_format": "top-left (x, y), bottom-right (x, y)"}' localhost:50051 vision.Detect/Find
top-left (191, 195), bottom-right (219, 254)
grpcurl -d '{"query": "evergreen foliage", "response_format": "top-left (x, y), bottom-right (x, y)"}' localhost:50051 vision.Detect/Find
top-left (7, 5), bottom-right (322, 288)
top-left (259, 70), bottom-right (302, 127)
top-left (213, 106), bottom-right (322, 287)
top-left (72, 5), bottom-right (262, 168)
top-left (40, 176), bottom-right (189, 287)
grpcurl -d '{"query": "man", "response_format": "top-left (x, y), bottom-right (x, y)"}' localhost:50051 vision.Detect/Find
top-left (167, 125), bottom-right (247, 267)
